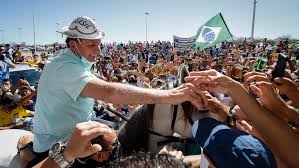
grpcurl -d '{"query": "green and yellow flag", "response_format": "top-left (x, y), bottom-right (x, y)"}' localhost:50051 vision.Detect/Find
top-left (195, 13), bottom-right (233, 50)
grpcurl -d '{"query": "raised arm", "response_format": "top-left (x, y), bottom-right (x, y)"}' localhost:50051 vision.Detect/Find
top-left (185, 70), bottom-right (299, 167)
top-left (33, 121), bottom-right (112, 168)
top-left (80, 78), bottom-right (205, 110)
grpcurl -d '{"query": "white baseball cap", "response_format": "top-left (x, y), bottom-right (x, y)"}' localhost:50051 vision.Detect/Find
top-left (61, 16), bottom-right (104, 39)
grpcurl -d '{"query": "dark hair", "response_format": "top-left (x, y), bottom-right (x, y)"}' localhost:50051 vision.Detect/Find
top-left (2, 78), bottom-right (12, 84)
top-left (0, 94), bottom-right (18, 109)
top-left (0, 54), bottom-right (5, 61)
top-left (110, 152), bottom-right (191, 168)
top-left (65, 37), bottom-right (80, 48)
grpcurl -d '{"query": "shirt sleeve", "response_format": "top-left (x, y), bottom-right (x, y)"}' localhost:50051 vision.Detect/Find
top-left (58, 63), bottom-right (96, 102)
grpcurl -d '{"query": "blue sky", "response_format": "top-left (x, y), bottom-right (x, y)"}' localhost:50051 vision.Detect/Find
top-left (0, 0), bottom-right (298, 45)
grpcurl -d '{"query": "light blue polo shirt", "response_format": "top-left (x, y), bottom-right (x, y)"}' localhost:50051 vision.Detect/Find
top-left (33, 49), bottom-right (96, 152)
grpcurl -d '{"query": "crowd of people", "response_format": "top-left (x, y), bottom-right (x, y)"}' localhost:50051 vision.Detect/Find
top-left (0, 15), bottom-right (299, 168)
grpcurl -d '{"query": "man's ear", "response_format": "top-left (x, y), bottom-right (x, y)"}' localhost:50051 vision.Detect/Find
top-left (68, 40), bottom-right (77, 49)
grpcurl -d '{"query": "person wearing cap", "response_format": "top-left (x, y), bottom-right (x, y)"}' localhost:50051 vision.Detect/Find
top-left (190, 92), bottom-right (277, 168)
top-left (186, 69), bottom-right (299, 168)
top-left (192, 116), bottom-right (277, 168)
top-left (30, 16), bottom-right (205, 167)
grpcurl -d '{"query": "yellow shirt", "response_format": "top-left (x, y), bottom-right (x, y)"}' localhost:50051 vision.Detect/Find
top-left (271, 53), bottom-right (279, 57)
top-left (13, 106), bottom-right (31, 118)
top-left (0, 107), bottom-right (14, 127)
top-left (27, 59), bottom-right (39, 65)
top-left (0, 106), bottom-right (31, 127)
top-left (152, 66), bottom-right (163, 76)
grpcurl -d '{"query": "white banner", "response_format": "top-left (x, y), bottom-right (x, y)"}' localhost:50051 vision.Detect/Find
top-left (173, 35), bottom-right (195, 51)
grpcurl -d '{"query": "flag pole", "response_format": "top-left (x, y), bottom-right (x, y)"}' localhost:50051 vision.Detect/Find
top-left (251, 0), bottom-right (257, 42)
top-left (219, 13), bottom-right (234, 43)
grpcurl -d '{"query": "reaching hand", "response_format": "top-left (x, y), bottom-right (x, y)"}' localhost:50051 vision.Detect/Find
top-left (273, 77), bottom-right (299, 96)
top-left (184, 69), bottom-right (240, 95)
top-left (202, 91), bottom-right (228, 122)
top-left (244, 71), bottom-right (270, 84)
top-left (63, 121), bottom-right (114, 162)
top-left (249, 81), bottom-right (289, 121)
top-left (224, 66), bottom-right (233, 77)
top-left (232, 105), bottom-right (248, 121)
top-left (15, 79), bottom-right (30, 89)
top-left (168, 83), bottom-right (208, 110)
top-left (158, 145), bottom-right (184, 160)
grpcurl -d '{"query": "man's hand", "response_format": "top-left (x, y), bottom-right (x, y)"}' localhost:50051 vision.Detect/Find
top-left (224, 66), bottom-right (233, 77)
top-left (168, 83), bottom-right (207, 110)
top-left (24, 100), bottom-right (34, 106)
top-left (244, 71), bottom-right (270, 84)
top-left (158, 145), bottom-right (184, 160)
top-left (273, 77), bottom-right (299, 96)
top-left (249, 81), bottom-right (289, 121)
top-left (184, 69), bottom-right (240, 96)
top-left (15, 79), bottom-right (29, 88)
top-left (63, 121), bottom-right (114, 162)
top-left (202, 91), bottom-right (229, 122)
top-left (232, 105), bottom-right (248, 121)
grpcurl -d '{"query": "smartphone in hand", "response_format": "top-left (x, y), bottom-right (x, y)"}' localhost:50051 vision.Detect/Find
top-left (272, 53), bottom-right (288, 80)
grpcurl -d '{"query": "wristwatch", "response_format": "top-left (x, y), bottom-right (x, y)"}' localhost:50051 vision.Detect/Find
top-left (48, 142), bottom-right (74, 168)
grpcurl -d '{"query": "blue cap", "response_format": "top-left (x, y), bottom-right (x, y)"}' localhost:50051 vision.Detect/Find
top-left (192, 117), bottom-right (277, 168)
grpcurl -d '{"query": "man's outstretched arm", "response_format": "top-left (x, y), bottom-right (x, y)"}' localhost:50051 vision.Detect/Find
top-left (80, 78), bottom-right (206, 110)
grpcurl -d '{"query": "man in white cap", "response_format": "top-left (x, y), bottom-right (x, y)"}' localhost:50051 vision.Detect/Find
top-left (28, 16), bottom-right (205, 167)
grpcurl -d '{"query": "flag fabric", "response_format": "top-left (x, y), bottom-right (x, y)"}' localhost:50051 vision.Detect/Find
top-left (195, 13), bottom-right (233, 50)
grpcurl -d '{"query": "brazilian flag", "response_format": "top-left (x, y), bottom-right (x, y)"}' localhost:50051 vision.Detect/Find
top-left (195, 13), bottom-right (233, 50)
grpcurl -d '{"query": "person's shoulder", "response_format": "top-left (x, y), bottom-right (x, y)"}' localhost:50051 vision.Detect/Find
top-left (53, 61), bottom-right (86, 77)
top-left (50, 52), bottom-right (84, 70)
top-left (12, 106), bottom-right (26, 114)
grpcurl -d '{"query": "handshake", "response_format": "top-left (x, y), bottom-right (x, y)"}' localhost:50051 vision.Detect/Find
top-left (184, 69), bottom-right (239, 96)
